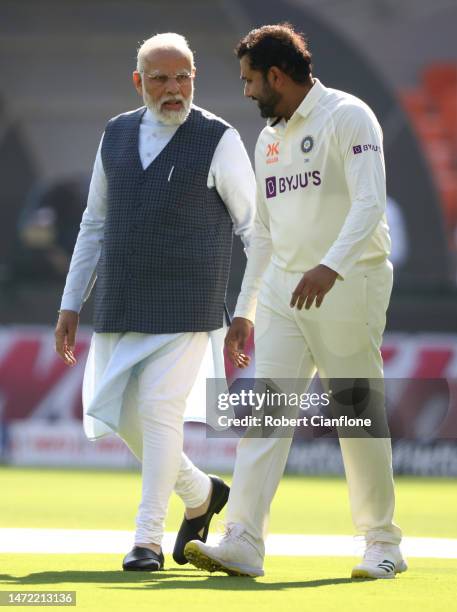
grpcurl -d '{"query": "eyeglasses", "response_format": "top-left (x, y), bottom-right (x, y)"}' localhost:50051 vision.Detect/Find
top-left (141, 71), bottom-right (194, 87)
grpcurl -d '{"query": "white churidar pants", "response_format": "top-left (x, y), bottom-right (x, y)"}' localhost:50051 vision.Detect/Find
top-left (128, 332), bottom-right (210, 545)
top-left (82, 331), bottom-right (214, 546)
top-left (226, 259), bottom-right (402, 557)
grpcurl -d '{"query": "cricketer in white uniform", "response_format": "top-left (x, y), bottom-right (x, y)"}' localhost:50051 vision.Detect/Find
top-left (185, 23), bottom-right (407, 580)
top-left (55, 33), bottom-right (255, 571)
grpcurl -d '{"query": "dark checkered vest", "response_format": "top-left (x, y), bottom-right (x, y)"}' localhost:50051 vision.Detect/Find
top-left (94, 105), bottom-right (233, 333)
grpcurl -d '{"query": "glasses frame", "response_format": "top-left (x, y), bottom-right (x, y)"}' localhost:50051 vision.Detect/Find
top-left (140, 70), bottom-right (194, 87)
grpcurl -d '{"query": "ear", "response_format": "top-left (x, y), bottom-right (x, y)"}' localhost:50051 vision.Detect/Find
top-left (267, 66), bottom-right (283, 89)
top-left (132, 71), bottom-right (143, 96)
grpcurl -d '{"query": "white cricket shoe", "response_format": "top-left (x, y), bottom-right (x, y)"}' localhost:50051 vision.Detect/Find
top-left (184, 523), bottom-right (264, 577)
top-left (352, 541), bottom-right (408, 579)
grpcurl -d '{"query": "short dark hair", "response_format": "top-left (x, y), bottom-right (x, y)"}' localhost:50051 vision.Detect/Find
top-left (235, 23), bottom-right (312, 83)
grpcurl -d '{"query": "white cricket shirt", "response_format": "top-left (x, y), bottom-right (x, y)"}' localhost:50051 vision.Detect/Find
top-left (235, 78), bottom-right (391, 323)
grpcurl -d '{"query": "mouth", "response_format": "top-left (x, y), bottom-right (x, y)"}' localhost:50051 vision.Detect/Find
top-left (162, 100), bottom-right (183, 112)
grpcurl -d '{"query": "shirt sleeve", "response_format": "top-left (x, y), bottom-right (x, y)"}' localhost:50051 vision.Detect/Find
top-left (320, 104), bottom-right (386, 278)
top-left (210, 128), bottom-right (256, 249)
top-left (233, 181), bottom-right (273, 323)
top-left (60, 136), bottom-right (106, 312)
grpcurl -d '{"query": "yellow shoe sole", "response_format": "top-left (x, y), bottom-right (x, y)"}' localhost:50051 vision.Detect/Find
top-left (184, 541), bottom-right (262, 577)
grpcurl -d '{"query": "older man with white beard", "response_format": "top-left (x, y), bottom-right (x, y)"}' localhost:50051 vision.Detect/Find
top-left (54, 33), bottom-right (255, 572)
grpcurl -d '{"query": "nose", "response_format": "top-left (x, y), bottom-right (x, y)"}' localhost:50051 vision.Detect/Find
top-left (166, 78), bottom-right (180, 94)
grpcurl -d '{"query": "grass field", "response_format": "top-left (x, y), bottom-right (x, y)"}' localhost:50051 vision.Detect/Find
top-left (2, 467), bottom-right (457, 611)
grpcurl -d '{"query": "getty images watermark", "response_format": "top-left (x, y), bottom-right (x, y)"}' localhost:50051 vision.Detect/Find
top-left (205, 377), bottom-right (454, 439)
top-left (216, 388), bottom-right (343, 427)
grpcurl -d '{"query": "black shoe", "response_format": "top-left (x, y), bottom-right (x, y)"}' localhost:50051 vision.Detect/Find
top-left (173, 475), bottom-right (230, 565)
top-left (122, 546), bottom-right (164, 571)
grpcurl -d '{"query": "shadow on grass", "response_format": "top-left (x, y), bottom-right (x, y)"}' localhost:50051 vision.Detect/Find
top-left (0, 571), bottom-right (371, 591)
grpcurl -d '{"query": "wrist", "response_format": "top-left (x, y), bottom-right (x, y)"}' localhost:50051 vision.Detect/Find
top-left (319, 262), bottom-right (342, 281)
top-left (233, 316), bottom-right (254, 326)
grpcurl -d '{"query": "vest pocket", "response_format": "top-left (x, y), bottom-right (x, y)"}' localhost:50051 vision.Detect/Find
top-left (167, 165), bottom-right (208, 208)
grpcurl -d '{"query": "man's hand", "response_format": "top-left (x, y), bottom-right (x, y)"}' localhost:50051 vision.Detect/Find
top-left (55, 310), bottom-right (79, 366)
top-left (225, 317), bottom-right (253, 369)
top-left (290, 264), bottom-right (338, 310)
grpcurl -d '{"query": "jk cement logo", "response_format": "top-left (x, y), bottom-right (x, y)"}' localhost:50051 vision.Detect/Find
top-left (265, 171), bottom-right (322, 199)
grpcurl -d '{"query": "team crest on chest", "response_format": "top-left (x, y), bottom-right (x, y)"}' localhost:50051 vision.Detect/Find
top-left (301, 135), bottom-right (314, 154)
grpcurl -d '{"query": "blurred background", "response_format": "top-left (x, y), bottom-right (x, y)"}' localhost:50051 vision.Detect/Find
top-left (0, 0), bottom-right (456, 475)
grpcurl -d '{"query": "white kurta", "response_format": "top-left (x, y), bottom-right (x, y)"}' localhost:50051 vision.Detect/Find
top-left (61, 108), bottom-right (256, 440)
top-left (82, 328), bottom-right (227, 439)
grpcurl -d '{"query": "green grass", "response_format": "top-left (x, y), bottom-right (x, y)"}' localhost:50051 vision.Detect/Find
top-left (1, 555), bottom-right (456, 612)
top-left (2, 467), bottom-right (457, 611)
top-left (2, 467), bottom-right (457, 537)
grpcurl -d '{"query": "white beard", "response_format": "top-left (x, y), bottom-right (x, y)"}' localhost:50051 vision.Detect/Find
top-left (143, 88), bottom-right (193, 125)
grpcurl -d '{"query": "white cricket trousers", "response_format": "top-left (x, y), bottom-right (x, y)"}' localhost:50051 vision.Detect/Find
top-left (226, 260), bottom-right (402, 556)
top-left (116, 332), bottom-right (211, 546)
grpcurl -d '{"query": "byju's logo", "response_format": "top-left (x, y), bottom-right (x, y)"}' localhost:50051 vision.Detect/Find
top-left (265, 176), bottom-right (277, 198)
top-left (265, 172), bottom-right (321, 199)
top-left (353, 144), bottom-right (381, 154)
